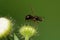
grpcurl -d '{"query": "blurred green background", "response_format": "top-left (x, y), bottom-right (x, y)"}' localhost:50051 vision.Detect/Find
top-left (0, 0), bottom-right (60, 40)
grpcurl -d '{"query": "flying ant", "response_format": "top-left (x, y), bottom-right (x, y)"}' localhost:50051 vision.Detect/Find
top-left (25, 4), bottom-right (44, 23)
top-left (25, 14), bottom-right (44, 23)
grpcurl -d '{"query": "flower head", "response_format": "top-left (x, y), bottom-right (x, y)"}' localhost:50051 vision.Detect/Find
top-left (0, 17), bottom-right (12, 38)
top-left (19, 25), bottom-right (36, 38)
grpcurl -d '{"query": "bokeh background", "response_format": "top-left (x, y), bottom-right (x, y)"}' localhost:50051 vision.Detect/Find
top-left (0, 0), bottom-right (60, 40)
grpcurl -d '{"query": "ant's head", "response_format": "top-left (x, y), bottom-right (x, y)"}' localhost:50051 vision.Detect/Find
top-left (25, 15), bottom-right (33, 20)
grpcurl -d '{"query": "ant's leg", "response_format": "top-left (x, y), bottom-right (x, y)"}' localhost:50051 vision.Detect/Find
top-left (25, 20), bottom-right (31, 25)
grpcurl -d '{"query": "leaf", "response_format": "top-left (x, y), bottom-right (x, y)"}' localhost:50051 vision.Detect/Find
top-left (14, 33), bottom-right (19, 40)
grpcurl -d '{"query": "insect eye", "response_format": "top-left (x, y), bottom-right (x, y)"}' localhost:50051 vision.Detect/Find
top-left (25, 15), bottom-right (33, 20)
top-left (26, 16), bottom-right (30, 18)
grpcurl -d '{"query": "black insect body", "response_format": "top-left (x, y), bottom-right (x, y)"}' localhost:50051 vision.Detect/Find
top-left (25, 4), bottom-right (44, 22)
top-left (25, 15), bottom-right (44, 22)
top-left (33, 16), bottom-right (43, 22)
top-left (25, 15), bottom-right (33, 20)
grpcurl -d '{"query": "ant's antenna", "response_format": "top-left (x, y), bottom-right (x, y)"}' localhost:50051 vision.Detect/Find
top-left (29, 4), bottom-right (36, 15)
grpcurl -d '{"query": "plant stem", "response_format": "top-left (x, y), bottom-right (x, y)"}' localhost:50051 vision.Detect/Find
top-left (25, 37), bottom-right (29, 40)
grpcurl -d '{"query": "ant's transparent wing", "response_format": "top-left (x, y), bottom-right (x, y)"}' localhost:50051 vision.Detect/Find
top-left (25, 3), bottom-right (36, 16)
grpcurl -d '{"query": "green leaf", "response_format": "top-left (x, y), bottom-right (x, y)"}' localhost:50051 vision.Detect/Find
top-left (14, 34), bottom-right (19, 40)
